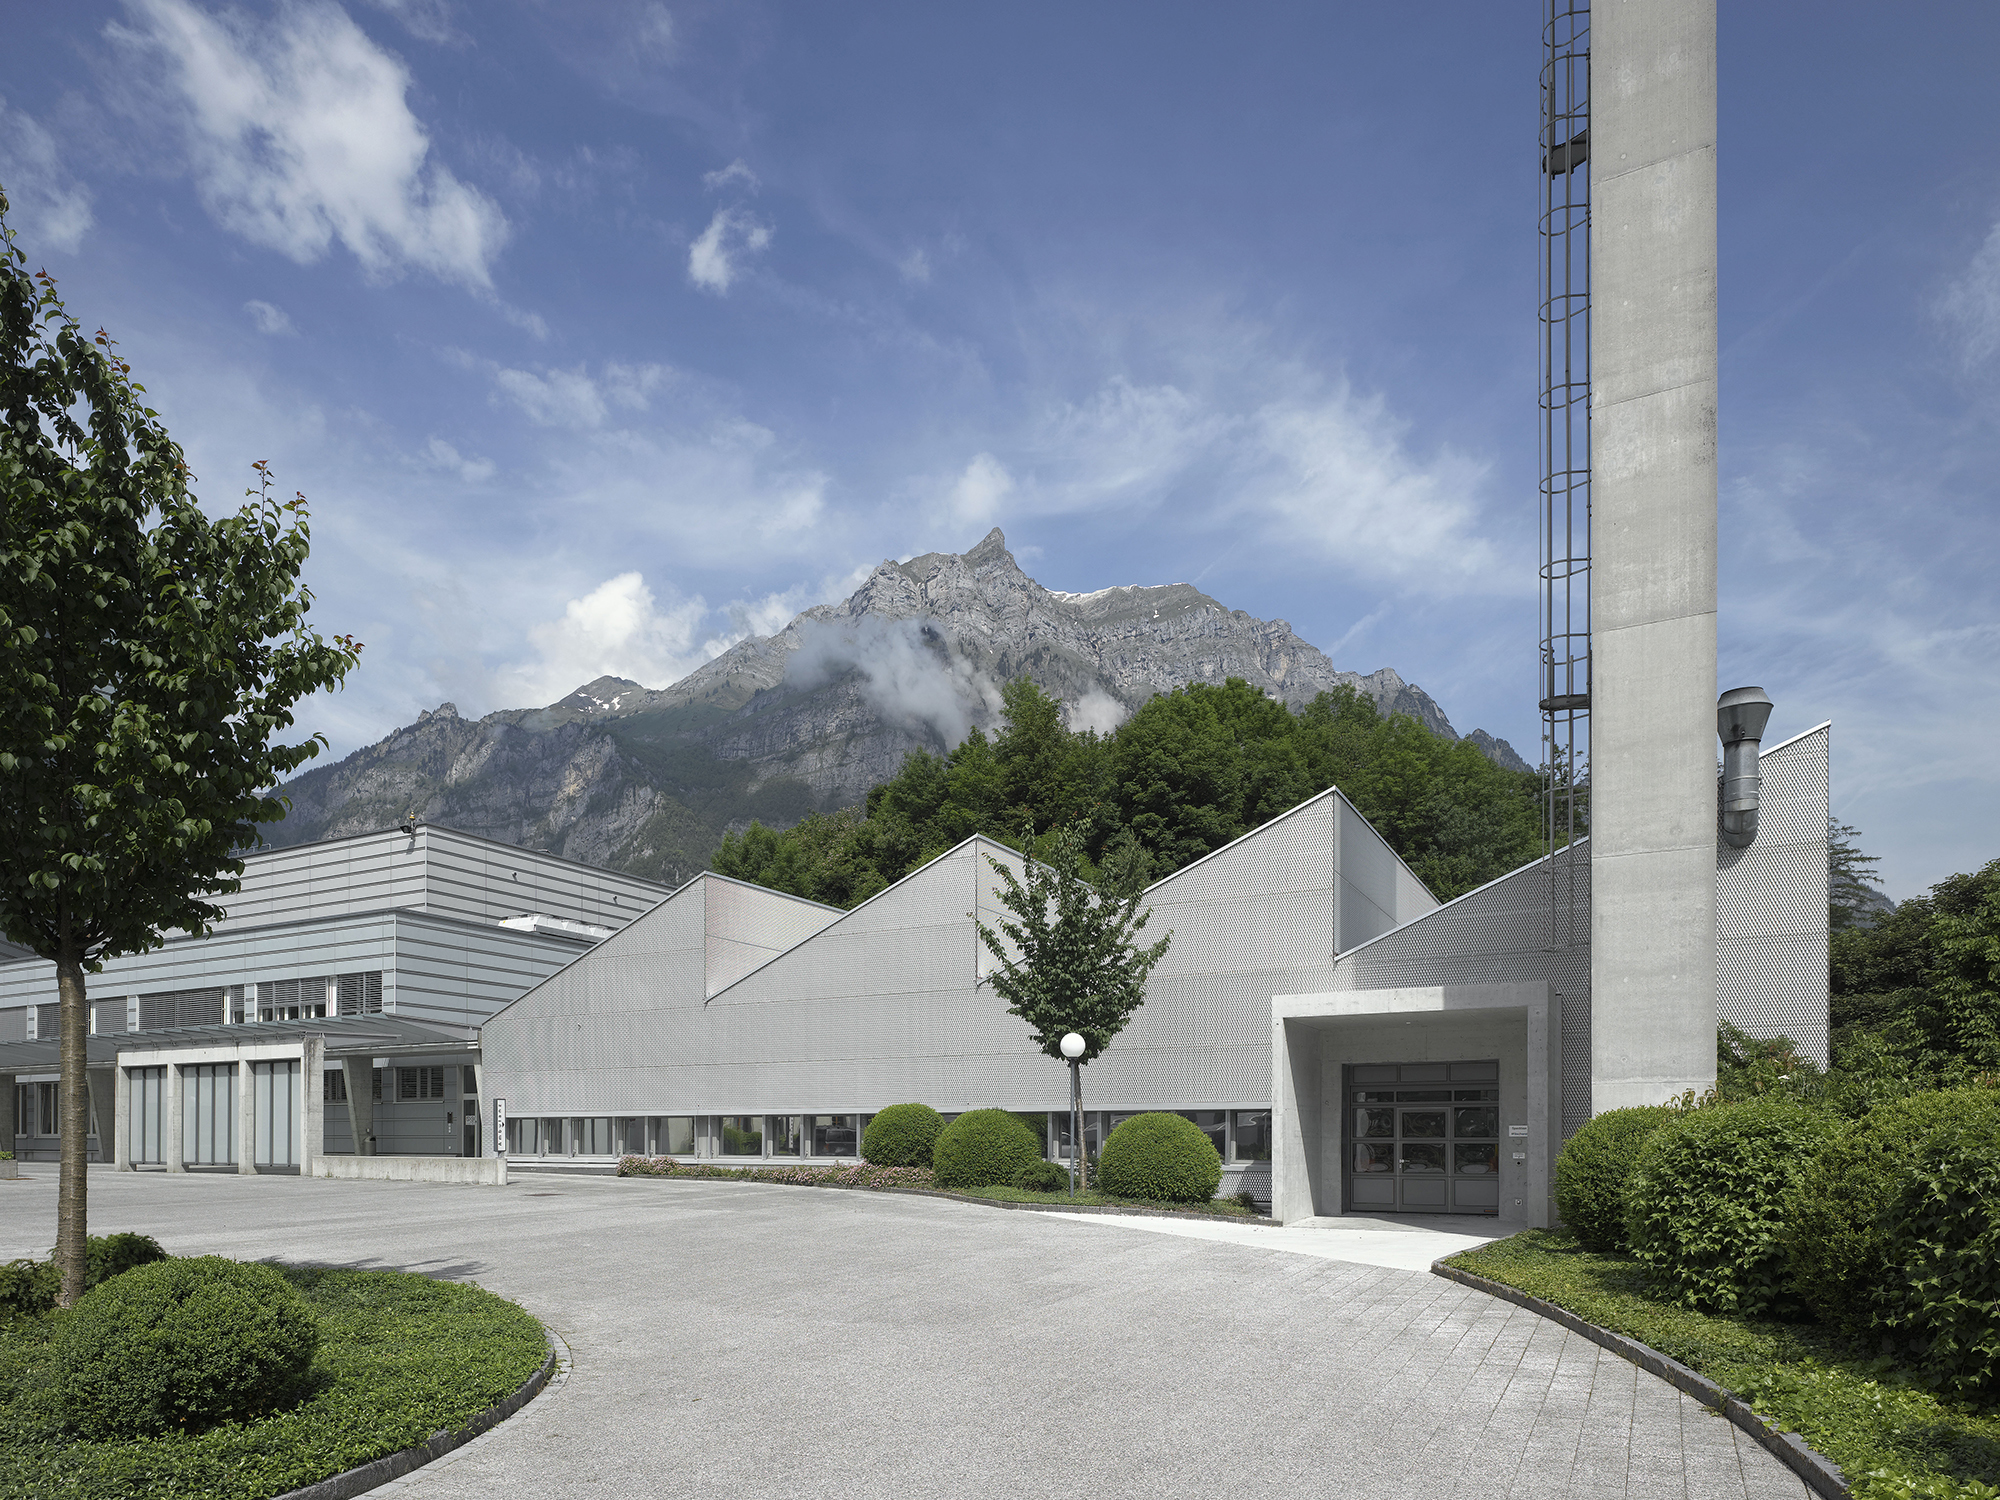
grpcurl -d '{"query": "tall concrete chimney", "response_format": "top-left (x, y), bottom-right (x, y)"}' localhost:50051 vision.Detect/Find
top-left (1589, 0), bottom-right (1719, 1110)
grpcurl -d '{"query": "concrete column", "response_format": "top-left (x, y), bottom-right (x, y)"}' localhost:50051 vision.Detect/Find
top-left (343, 1057), bottom-right (375, 1156)
top-left (85, 1066), bottom-right (113, 1165)
top-left (300, 1038), bottom-right (324, 1177)
top-left (0, 1072), bottom-right (15, 1160)
top-left (1589, 0), bottom-right (1720, 1112)
top-left (164, 1064), bottom-right (185, 1173)
top-left (113, 1065), bottom-right (132, 1170)
top-left (237, 1059), bottom-right (257, 1174)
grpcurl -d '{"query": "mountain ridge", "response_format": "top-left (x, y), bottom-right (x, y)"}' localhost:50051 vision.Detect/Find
top-left (268, 530), bottom-right (1530, 883)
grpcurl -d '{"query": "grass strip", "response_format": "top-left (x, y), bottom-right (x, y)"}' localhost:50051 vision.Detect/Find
top-left (1448, 1230), bottom-right (2000, 1500)
top-left (0, 1268), bottom-right (548, 1500)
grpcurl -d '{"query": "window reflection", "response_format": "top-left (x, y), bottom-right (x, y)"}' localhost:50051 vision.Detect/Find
top-left (810, 1114), bottom-right (857, 1155)
top-left (1399, 1144), bottom-right (1447, 1174)
top-left (1231, 1110), bottom-right (1270, 1160)
top-left (663, 1115), bottom-right (695, 1155)
top-left (1456, 1144), bottom-right (1499, 1175)
top-left (1401, 1109), bottom-right (1448, 1139)
top-left (768, 1114), bottom-right (802, 1156)
top-left (1455, 1106), bottom-right (1499, 1138)
top-left (1357, 1107), bottom-right (1395, 1139)
top-left (720, 1115), bottom-right (763, 1155)
top-left (1353, 1142), bottom-right (1394, 1174)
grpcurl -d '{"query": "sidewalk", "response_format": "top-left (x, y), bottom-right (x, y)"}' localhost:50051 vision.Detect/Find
top-left (1042, 1208), bottom-right (1521, 1270)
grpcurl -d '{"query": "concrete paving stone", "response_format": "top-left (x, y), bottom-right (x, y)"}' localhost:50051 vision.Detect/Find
top-left (0, 1169), bottom-right (1820, 1498)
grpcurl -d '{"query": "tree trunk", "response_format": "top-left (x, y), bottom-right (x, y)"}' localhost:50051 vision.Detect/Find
top-left (55, 937), bottom-right (90, 1306)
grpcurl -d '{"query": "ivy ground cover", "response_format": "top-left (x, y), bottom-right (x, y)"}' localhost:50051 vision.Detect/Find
top-left (1450, 1230), bottom-right (2000, 1500)
top-left (0, 1268), bottom-right (548, 1500)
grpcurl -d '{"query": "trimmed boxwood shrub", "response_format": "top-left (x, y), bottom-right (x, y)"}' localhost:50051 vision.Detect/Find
top-left (1872, 1125), bottom-right (2000, 1394)
top-left (1098, 1112), bottom-right (1222, 1204)
top-left (1624, 1098), bottom-right (1838, 1316)
top-left (931, 1109), bottom-right (1042, 1189)
top-left (1782, 1089), bottom-right (2000, 1335)
top-left (1013, 1159), bottom-right (1068, 1193)
top-left (1553, 1105), bottom-right (1677, 1252)
top-left (861, 1103), bottom-right (946, 1168)
top-left (51, 1256), bottom-right (321, 1438)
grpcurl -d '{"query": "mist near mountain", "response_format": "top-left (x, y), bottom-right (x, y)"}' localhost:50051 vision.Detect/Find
top-left (266, 530), bottom-right (1529, 884)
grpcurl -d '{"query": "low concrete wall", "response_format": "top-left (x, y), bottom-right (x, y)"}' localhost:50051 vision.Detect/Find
top-left (313, 1155), bottom-right (508, 1186)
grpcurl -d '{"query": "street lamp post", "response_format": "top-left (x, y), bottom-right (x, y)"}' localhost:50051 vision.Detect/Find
top-left (1060, 1031), bottom-right (1085, 1197)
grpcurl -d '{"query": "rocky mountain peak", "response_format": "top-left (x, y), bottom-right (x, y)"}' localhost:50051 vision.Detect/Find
top-left (267, 531), bottom-right (1530, 884)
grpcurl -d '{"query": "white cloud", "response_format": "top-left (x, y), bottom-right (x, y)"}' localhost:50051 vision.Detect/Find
top-left (688, 206), bottom-right (771, 293)
top-left (786, 616), bottom-right (1003, 749)
top-left (1939, 216), bottom-right (2000, 367)
top-left (359, 0), bottom-right (461, 45)
top-left (243, 298), bottom-right (296, 335)
top-left (0, 98), bottom-right (94, 252)
top-left (497, 572), bottom-right (716, 706)
top-left (421, 436), bottom-right (493, 483)
top-left (111, 0), bottom-right (507, 287)
top-left (898, 247), bottom-right (932, 284)
top-left (492, 361), bottom-right (670, 429)
top-left (947, 452), bottom-right (1014, 527)
top-left (634, 4), bottom-right (676, 60)
top-left (1069, 689), bottom-right (1128, 735)
top-left (702, 158), bottom-right (758, 193)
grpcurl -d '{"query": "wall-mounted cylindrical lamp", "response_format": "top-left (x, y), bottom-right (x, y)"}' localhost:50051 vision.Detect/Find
top-left (1717, 686), bottom-right (1775, 849)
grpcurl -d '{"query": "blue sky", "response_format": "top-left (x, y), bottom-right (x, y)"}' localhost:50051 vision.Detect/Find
top-left (2, 1), bottom-right (1996, 899)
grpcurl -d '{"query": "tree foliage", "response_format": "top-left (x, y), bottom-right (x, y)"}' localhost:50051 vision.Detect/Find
top-left (974, 820), bottom-right (1171, 1069)
top-left (0, 186), bottom-right (360, 1302)
top-left (713, 676), bottom-right (1545, 907)
top-left (1830, 859), bottom-right (2000, 1076)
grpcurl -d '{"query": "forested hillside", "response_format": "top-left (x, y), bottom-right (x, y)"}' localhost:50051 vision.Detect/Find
top-left (711, 677), bottom-right (1549, 908)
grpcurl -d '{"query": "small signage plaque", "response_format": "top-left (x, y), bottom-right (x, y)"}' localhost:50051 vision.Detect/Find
top-left (1508, 1124), bottom-right (1529, 1137)
top-left (493, 1097), bottom-right (507, 1156)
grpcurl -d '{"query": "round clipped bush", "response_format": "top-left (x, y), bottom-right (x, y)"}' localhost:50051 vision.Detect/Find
top-left (1554, 1105), bottom-right (1678, 1252)
top-left (1098, 1112), bottom-right (1222, 1204)
top-left (1014, 1158), bottom-right (1069, 1193)
top-left (51, 1256), bottom-right (321, 1438)
top-left (1782, 1089), bottom-right (2000, 1334)
top-left (1624, 1099), bottom-right (1839, 1316)
top-left (1872, 1124), bottom-right (2000, 1394)
top-left (931, 1109), bottom-right (1042, 1189)
top-left (861, 1103), bottom-right (947, 1168)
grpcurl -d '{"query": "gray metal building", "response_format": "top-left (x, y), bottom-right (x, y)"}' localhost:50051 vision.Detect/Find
top-left (0, 824), bottom-right (670, 1170)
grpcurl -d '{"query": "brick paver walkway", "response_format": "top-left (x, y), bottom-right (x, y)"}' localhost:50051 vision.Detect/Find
top-left (1, 1169), bottom-right (1808, 1499)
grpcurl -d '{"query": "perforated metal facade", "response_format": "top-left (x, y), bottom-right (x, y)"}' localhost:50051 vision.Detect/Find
top-left (1715, 726), bottom-right (1831, 1067)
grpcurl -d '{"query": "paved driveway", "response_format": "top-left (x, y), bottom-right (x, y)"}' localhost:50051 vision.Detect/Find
top-left (1, 1169), bottom-right (1807, 1500)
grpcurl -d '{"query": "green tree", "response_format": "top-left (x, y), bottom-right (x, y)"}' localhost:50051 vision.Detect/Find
top-left (1829, 820), bottom-right (1887, 932)
top-left (973, 820), bottom-right (1172, 1189)
top-left (0, 192), bottom-right (360, 1303)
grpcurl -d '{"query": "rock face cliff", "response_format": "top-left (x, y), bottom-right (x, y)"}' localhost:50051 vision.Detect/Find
top-left (268, 530), bottom-right (1530, 883)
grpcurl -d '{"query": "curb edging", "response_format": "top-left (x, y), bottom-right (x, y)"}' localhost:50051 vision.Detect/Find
top-left (1431, 1260), bottom-right (1848, 1499)
top-left (269, 1335), bottom-right (562, 1500)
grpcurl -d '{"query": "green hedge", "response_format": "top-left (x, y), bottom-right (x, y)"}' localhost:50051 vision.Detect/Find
top-left (1097, 1113), bottom-right (1222, 1204)
top-left (1873, 1127), bottom-right (2000, 1396)
top-left (51, 1257), bottom-right (320, 1439)
top-left (1553, 1106), bottom-right (1677, 1252)
top-left (931, 1109), bottom-right (1041, 1189)
top-left (1782, 1090), bottom-right (2000, 1335)
top-left (1625, 1098), bottom-right (1838, 1316)
top-left (1013, 1159), bottom-right (1069, 1193)
top-left (861, 1103), bottom-right (946, 1168)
